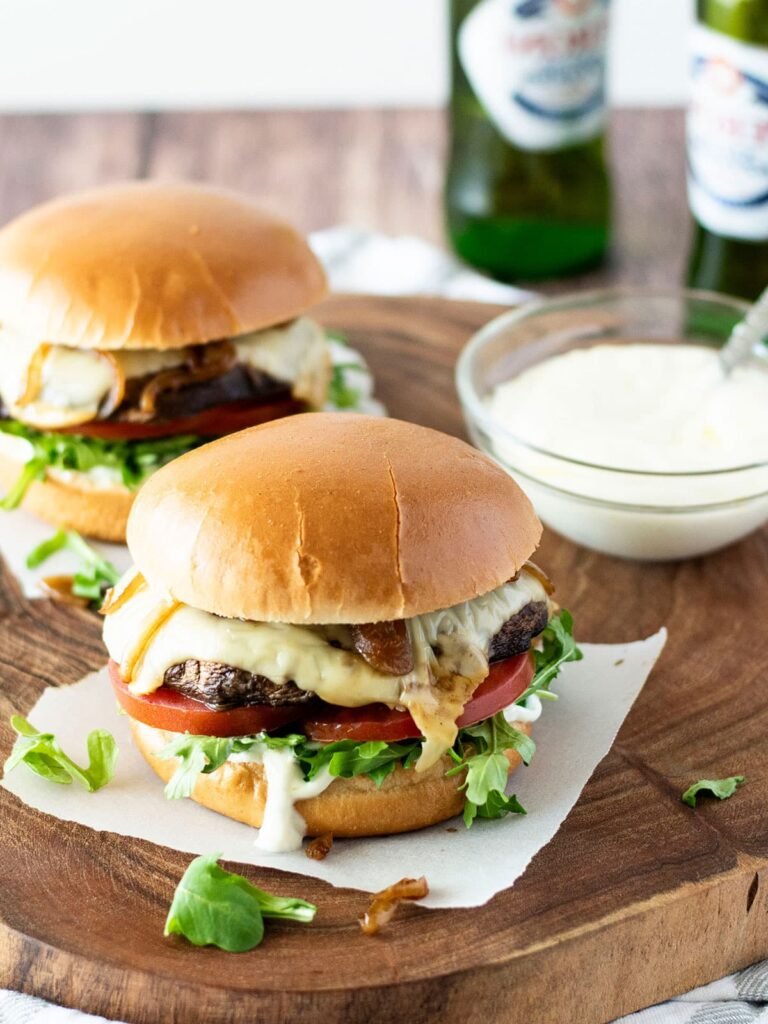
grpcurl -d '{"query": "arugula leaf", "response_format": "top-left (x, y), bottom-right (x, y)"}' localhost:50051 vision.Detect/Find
top-left (26, 529), bottom-right (120, 605)
top-left (324, 329), bottom-right (350, 346)
top-left (448, 713), bottom-right (532, 827)
top-left (0, 420), bottom-right (200, 508)
top-left (682, 776), bottom-right (746, 808)
top-left (4, 715), bottom-right (117, 791)
top-left (155, 734), bottom-right (235, 799)
top-left (297, 738), bottom-right (420, 788)
top-left (327, 362), bottom-right (362, 410)
top-left (158, 729), bottom-right (424, 799)
top-left (164, 854), bottom-right (316, 952)
top-left (0, 456), bottom-right (47, 509)
top-left (468, 789), bottom-right (526, 825)
top-left (515, 609), bottom-right (582, 707)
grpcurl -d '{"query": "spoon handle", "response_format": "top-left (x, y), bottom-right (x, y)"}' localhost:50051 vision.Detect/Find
top-left (720, 284), bottom-right (768, 374)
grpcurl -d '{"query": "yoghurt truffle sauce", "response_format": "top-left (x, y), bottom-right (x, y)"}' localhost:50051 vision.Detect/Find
top-left (485, 342), bottom-right (768, 559)
top-left (489, 343), bottom-right (768, 471)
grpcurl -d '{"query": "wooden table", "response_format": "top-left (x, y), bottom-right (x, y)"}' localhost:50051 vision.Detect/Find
top-left (0, 108), bottom-right (686, 291)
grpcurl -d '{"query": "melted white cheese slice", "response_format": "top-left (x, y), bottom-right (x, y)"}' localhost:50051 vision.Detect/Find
top-left (103, 568), bottom-right (548, 771)
top-left (0, 317), bottom-right (330, 429)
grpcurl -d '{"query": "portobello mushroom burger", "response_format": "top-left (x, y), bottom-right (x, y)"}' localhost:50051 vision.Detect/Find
top-left (0, 181), bottom-right (377, 541)
top-left (102, 413), bottom-right (580, 851)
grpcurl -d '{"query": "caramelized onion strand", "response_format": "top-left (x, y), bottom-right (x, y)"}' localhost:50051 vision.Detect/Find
top-left (136, 340), bottom-right (238, 419)
top-left (359, 876), bottom-right (429, 936)
top-left (16, 343), bottom-right (52, 407)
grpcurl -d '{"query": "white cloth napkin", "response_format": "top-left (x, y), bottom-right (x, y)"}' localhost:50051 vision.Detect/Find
top-left (1, 227), bottom-right (760, 1022)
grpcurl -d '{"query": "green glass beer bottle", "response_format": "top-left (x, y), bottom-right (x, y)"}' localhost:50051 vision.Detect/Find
top-left (445, 0), bottom-right (611, 281)
top-left (686, 0), bottom-right (768, 299)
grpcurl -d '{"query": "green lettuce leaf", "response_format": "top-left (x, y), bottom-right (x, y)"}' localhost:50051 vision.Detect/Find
top-left (157, 730), bottom-right (424, 800)
top-left (0, 420), bottom-right (200, 509)
top-left (327, 362), bottom-right (363, 409)
top-left (447, 713), bottom-right (533, 827)
top-left (4, 714), bottom-right (117, 791)
top-left (26, 529), bottom-right (120, 605)
top-left (155, 734), bottom-right (236, 799)
top-left (514, 609), bottom-right (582, 707)
top-left (164, 853), bottom-right (316, 952)
top-left (682, 776), bottom-right (746, 808)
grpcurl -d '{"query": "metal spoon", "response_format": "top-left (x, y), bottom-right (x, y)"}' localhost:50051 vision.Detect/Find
top-left (719, 284), bottom-right (768, 375)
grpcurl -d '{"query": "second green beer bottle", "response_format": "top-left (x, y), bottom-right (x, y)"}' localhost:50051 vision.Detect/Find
top-left (686, 0), bottom-right (768, 299)
top-left (445, 0), bottom-right (612, 281)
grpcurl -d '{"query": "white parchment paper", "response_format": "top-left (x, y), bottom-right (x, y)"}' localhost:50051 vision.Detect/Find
top-left (2, 631), bottom-right (666, 909)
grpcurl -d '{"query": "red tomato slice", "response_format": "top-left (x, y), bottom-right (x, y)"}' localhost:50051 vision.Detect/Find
top-left (61, 397), bottom-right (304, 441)
top-left (108, 661), bottom-right (303, 737)
top-left (301, 651), bottom-right (534, 743)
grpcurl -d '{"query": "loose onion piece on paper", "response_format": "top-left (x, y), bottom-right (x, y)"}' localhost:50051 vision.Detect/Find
top-left (305, 833), bottom-right (334, 861)
top-left (359, 876), bottom-right (429, 936)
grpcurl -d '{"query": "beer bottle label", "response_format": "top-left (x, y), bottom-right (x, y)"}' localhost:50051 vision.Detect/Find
top-left (688, 24), bottom-right (768, 241)
top-left (457, 0), bottom-right (609, 153)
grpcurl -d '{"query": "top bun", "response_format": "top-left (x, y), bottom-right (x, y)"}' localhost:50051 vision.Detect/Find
top-left (0, 181), bottom-right (327, 350)
top-left (127, 414), bottom-right (542, 624)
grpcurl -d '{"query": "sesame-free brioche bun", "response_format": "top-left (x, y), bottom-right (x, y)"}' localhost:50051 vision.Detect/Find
top-left (0, 181), bottom-right (327, 351)
top-left (127, 413), bottom-right (542, 624)
top-left (131, 719), bottom-right (531, 837)
top-left (0, 450), bottom-right (132, 542)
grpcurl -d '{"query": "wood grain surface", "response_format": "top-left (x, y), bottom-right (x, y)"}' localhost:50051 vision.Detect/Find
top-left (1, 295), bottom-right (766, 1024)
top-left (0, 108), bottom-right (687, 293)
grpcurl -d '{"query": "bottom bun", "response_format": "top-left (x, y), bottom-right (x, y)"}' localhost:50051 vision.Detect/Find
top-left (0, 451), bottom-right (133, 542)
top-left (130, 718), bottom-right (532, 838)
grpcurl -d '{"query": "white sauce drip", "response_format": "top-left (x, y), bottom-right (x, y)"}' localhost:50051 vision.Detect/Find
top-left (229, 745), bottom-right (334, 852)
top-left (504, 693), bottom-right (542, 724)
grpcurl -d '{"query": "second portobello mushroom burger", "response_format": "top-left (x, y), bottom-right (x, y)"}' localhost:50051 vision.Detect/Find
top-left (0, 181), bottom-right (374, 541)
top-left (102, 413), bottom-right (580, 850)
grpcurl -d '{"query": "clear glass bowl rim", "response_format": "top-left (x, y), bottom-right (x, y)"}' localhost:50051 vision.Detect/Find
top-left (454, 285), bottom-right (767, 480)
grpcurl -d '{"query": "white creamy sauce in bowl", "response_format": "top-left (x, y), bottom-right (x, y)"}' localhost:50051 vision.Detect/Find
top-left (489, 344), bottom-right (768, 472)
top-left (483, 343), bottom-right (768, 559)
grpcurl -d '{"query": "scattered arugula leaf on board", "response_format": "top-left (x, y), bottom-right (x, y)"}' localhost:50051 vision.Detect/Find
top-left (0, 420), bottom-right (199, 508)
top-left (164, 854), bottom-right (316, 952)
top-left (26, 529), bottom-right (120, 605)
top-left (4, 715), bottom-right (117, 791)
top-left (682, 776), bottom-right (746, 808)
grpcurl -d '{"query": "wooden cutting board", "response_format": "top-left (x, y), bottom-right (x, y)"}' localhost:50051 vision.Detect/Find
top-left (1, 295), bottom-right (767, 1024)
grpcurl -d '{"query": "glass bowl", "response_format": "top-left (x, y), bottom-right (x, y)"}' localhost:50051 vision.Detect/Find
top-left (456, 287), bottom-right (768, 561)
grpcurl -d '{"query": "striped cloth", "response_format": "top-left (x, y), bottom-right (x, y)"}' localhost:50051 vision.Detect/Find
top-left (0, 228), bottom-right (762, 1023)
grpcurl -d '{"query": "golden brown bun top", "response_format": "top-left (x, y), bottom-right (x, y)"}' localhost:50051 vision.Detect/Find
top-left (127, 414), bottom-right (542, 623)
top-left (0, 181), bottom-right (327, 350)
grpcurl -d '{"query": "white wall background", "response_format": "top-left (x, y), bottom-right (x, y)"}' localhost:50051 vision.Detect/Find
top-left (0, 0), bottom-right (692, 112)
